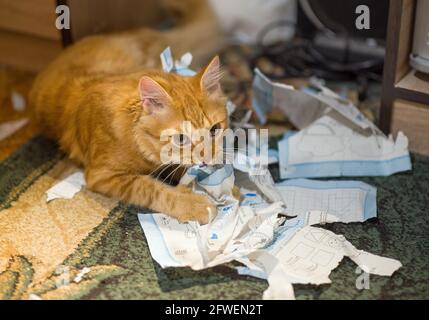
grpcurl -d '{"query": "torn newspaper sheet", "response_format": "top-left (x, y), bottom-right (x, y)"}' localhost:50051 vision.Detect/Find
top-left (46, 171), bottom-right (86, 202)
top-left (252, 68), bottom-right (377, 132)
top-left (278, 113), bottom-right (412, 179)
top-left (138, 164), bottom-right (401, 299)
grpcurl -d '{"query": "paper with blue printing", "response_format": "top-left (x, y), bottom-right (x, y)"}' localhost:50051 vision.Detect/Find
top-left (275, 179), bottom-right (377, 222)
top-left (138, 162), bottom-right (401, 300)
top-left (278, 113), bottom-right (412, 179)
top-left (160, 47), bottom-right (197, 76)
top-left (252, 68), bottom-right (411, 178)
top-left (237, 224), bottom-right (402, 287)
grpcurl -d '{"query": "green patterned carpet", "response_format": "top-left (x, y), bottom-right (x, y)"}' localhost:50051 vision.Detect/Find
top-left (0, 136), bottom-right (428, 299)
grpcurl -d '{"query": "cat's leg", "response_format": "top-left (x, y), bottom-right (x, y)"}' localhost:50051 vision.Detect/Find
top-left (85, 167), bottom-right (215, 224)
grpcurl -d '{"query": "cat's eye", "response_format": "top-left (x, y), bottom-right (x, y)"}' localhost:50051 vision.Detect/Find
top-left (172, 134), bottom-right (190, 147)
top-left (209, 123), bottom-right (221, 137)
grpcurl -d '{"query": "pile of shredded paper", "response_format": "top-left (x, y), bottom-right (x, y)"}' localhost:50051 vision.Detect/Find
top-left (138, 51), bottom-right (408, 299)
top-left (45, 49), bottom-right (410, 299)
top-left (138, 162), bottom-right (403, 300)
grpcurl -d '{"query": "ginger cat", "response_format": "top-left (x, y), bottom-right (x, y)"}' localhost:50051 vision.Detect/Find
top-left (30, 0), bottom-right (226, 224)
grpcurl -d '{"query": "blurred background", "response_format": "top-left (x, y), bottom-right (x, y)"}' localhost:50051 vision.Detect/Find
top-left (0, 0), bottom-right (428, 156)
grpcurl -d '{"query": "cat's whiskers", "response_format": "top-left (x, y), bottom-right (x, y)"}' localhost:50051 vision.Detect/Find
top-left (162, 165), bottom-right (183, 185)
top-left (154, 162), bottom-right (175, 180)
top-left (147, 163), bottom-right (168, 177)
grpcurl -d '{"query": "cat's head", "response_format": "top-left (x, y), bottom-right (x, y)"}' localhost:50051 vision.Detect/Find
top-left (134, 56), bottom-right (228, 167)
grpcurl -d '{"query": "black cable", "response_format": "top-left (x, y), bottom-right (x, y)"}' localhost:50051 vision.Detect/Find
top-left (252, 19), bottom-right (384, 83)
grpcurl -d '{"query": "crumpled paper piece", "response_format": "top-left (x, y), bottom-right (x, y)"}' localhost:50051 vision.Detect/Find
top-left (139, 164), bottom-right (402, 300)
top-left (46, 172), bottom-right (86, 202)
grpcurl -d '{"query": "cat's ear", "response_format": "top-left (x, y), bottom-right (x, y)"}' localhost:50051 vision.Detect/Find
top-left (139, 76), bottom-right (171, 114)
top-left (199, 56), bottom-right (223, 97)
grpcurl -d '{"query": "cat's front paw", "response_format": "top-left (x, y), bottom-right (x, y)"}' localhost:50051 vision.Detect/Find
top-left (174, 186), bottom-right (217, 224)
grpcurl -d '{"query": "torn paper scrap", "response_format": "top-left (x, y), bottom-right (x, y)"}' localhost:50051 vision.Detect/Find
top-left (28, 294), bottom-right (43, 300)
top-left (138, 201), bottom-right (284, 270)
top-left (275, 179), bottom-right (377, 222)
top-left (248, 251), bottom-right (295, 300)
top-left (74, 267), bottom-right (91, 283)
top-left (174, 52), bottom-right (197, 76)
top-left (278, 114), bottom-right (412, 179)
top-left (137, 164), bottom-right (400, 300)
top-left (11, 91), bottom-right (26, 112)
top-left (144, 213), bottom-right (203, 268)
top-left (252, 68), bottom-right (376, 131)
top-left (138, 214), bottom-right (187, 268)
top-left (46, 171), bottom-right (86, 202)
top-left (160, 47), bottom-right (174, 73)
top-left (242, 226), bottom-right (402, 286)
top-left (160, 47), bottom-right (196, 76)
top-left (220, 202), bottom-right (285, 256)
top-left (183, 164), bottom-right (236, 200)
top-left (264, 226), bottom-right (354, 284)
top-left (138, 164), bottom-right (285, 270)
top-left (235, 211), bottom-right (341, 280)
top-left (252, 68), bottom-right (321, 126)
top-left (0, 118), bottom-right (29, 141)
top-left (342, 241), bottom-right (402, 276)
top-left (248, 169), bottom-right (284, 204)
top-left (175, 52), bottom-right (192, 70)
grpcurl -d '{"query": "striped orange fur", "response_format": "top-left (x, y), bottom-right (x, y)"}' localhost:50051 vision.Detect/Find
top-left (29, 0), bottom-right (226, 223)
